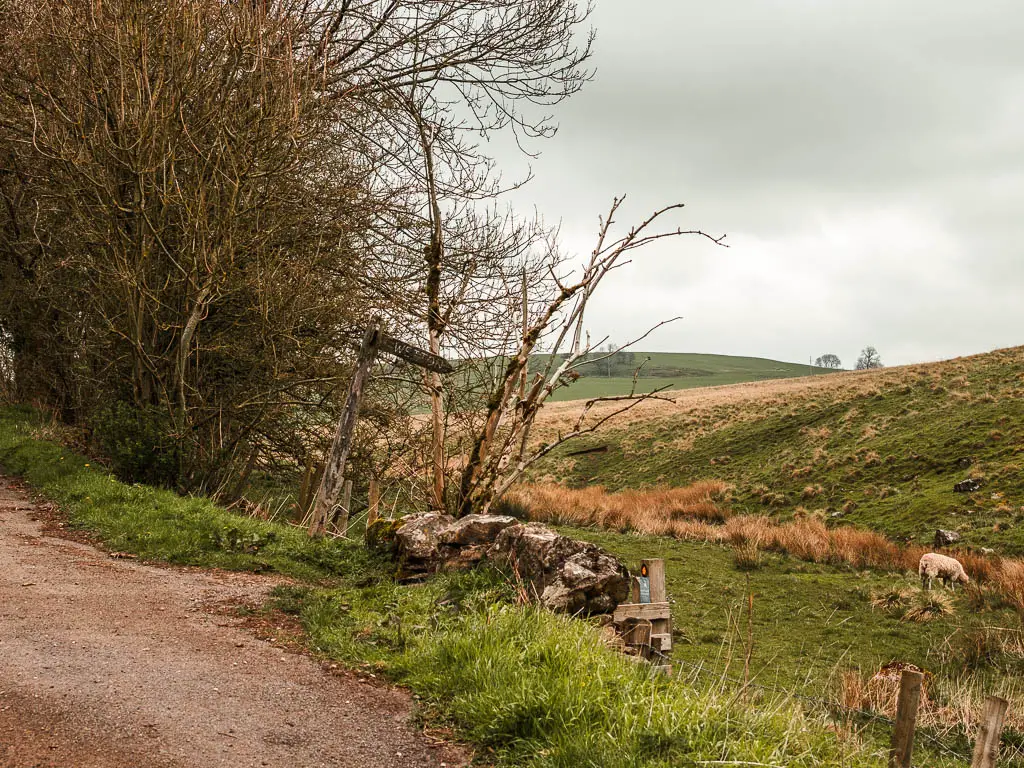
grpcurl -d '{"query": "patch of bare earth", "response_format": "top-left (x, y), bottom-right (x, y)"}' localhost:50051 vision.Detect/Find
top-left (0, 476), bottom-right (469, 768)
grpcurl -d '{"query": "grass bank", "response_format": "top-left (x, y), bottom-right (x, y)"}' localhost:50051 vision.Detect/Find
top-left (0, 405), bottom-right (960, 766)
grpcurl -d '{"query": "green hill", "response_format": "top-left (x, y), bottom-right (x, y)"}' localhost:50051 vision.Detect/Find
top-left (538, 345), bottom-right (1024, 553)
top-left (523, 346), bottom-right (1024, 761)
top-left (544, 351), bottom-right (836, 401)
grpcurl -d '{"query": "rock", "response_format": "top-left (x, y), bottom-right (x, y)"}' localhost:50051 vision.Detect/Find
top-left (954, 478), bottom-right (982, 493)
top-left (437, 514), bottom-right (517, 548)
top-left (393, 512), bottom-right (455, 577)
top-left (391, 512), bottom-right (517, 577)
top-left (934, 529), bottom-right (961, 548)
top-left (364, 518), bottom-right (401, 552)
top-left (489, 523), bottom-right (630, 615)
top-left (957, 457), bottom-right (974, 469)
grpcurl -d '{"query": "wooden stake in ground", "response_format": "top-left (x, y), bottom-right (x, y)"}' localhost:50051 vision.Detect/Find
top-left (971, 695), bottom-right (1009, 768)
top-left (332, 479), bottom-right (353, 537)
top-left (308, 321), bottom-right (381, 537)
top-left (889, 669), bottom-right (924, 768)
top-left (366, 478), bottom-right (380, 528)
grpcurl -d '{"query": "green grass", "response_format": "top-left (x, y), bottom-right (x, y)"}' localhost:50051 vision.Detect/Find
top-left (0, 404), bottom-right (932, 767)
top-left (0, 406), bottom-right (372, 581)
top-left (546, 351), bottom-right (835, 402)
top-left (543, 346), bottom-right (1024, 553)
top-left (565, 527), bottom-right (1022, 694)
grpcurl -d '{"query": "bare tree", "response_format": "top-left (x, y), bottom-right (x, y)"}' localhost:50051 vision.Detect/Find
top-left (855, 346), bottom-right (884, 370)
top-left (814, 353), bottom-right (842, 370)
top-left (454, 197), bottom-right (726, 516)
top-left (0, 0), bottom-right (596, 495)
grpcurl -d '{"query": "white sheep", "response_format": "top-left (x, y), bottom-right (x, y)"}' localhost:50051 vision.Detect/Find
top-left (918, 552), bottom-right (969, 591)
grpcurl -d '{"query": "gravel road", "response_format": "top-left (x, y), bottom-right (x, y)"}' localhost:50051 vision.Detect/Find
top-left (0, 476), bottom-right (469, 768)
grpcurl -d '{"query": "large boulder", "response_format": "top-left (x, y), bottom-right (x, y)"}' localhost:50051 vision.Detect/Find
top-left (392, 512), bottom-right (518, 577)
top-left (437, 514), bottom-right (518, 570)
top-left (934, 528), bottom-right (961, 548)
top-left (438, 514), bottom-right (518, 548)
top-left (489, 522), bottom-right (630, 615)
top-left (394, 512), bottom-right (455, 578)
top-left (954, 478), bottom-right (982, 493)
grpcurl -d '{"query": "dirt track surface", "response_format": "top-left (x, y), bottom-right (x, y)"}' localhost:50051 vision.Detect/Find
top-left (0, 476), bottom-right (468, 768)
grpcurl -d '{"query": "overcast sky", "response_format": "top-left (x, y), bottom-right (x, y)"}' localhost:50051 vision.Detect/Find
top-left (496, 0), bottom-right (1024, 368)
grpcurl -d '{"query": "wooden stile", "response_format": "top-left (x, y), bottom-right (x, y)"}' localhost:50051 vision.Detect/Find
top-left (613, 557), bottom-right (672, 674)
top-left (367, 478), bottom-right (380, 527)
top-left (613, 601), bottom-right (670, 624)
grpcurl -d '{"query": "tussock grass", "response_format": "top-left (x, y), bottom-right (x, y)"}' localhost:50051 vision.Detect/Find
top-left (869, 585), bottom-right (914, 613)
top-left (904, 590), bottom-right (956, 623)
top-left (506, 481), bottom-right (730, 533)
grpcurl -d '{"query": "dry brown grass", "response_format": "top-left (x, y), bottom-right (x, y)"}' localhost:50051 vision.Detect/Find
top-left (505, 481), bottom-right (731, 534)
top-left (839, 663), bottom-right (1024, 735)
top-left (510, 481), bottom-right (1024, 611)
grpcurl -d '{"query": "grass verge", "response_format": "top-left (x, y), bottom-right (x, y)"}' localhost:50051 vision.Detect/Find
top-left (0, 405), bottom-right (960, 766)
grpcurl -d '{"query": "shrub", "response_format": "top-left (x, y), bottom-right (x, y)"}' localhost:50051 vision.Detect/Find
top-left (92, 402), bottom-right (181, 487)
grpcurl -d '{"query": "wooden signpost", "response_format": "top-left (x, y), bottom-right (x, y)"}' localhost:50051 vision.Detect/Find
top-left (307, 319), bottom-right (452, 537)
top-left (613, 558), bottom-right (672, 673)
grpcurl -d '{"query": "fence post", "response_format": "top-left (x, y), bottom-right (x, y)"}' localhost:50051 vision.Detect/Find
top-left (333, 479), bottom-right (353, 537)
top-left (971, 695), bottom-right (1009, 768)
top-left (889, 669), bottom-right (924, 768)
top-left (367, 478), bottom-right (380, 528)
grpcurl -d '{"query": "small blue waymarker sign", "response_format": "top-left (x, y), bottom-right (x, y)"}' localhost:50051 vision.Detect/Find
top-left (638, 562), bottom-right (651, 603)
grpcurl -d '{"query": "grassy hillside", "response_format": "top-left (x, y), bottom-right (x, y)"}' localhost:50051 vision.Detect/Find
top-left (544, 351), bottom-right (835, 401)
top-left (536, 345), bottom-right (1024, 554)
top-left (518, 348), bottom-right (1024, 764)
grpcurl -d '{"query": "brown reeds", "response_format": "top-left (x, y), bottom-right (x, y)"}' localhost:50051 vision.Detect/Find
top-left (509, 481), bottom-right (1024, 610)
top-left (506, 481), bottom-right (731, 534)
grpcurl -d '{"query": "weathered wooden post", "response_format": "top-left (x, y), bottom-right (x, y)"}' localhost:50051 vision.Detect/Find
top-left (308, 321), bottom-right (452, 538)
top-left (332, 479), bottom-right (353, 537)
top-left (308, 321), bottom-right (381, 537)
top-left (971, 695), bottom-right (1009, 768)
top-left (366, 478), bottom-right (380, 528)
top-left (889, 669), bottom-right (924, 768)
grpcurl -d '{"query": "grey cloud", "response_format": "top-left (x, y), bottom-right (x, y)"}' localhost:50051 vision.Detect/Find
top-left (499, 0), bottom-right (1024, 366)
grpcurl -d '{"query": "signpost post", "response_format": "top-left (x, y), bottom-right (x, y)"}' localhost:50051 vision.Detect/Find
top-left (614, 558), bottom-right (672, 673)
top-left (308, 320), bottom-right (452, 537)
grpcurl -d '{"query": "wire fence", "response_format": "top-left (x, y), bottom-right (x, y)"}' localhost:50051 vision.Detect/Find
top-left (642, 645), bottom-right (1024, 766)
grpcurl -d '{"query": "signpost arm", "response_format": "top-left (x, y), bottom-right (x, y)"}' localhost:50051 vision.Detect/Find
top-left (308, 319), bottom-right (381, 538)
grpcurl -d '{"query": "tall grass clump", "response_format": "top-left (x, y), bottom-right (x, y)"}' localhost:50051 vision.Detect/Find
top-left (904, 590), bottom-right (955, 623)
top-left (508, 481), bottom-right (731, 534)
top-left (399, 606), bottom-right (880, 768)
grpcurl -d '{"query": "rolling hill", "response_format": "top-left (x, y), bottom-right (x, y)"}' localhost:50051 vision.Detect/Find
top-left (533, 345), bottom-right (1024, 553)
top-left (543, 351), bottom-right (836, 401)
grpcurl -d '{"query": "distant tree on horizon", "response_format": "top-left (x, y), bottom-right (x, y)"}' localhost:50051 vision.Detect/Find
top-left (855, 346), bottom-right (884, 370)
top-left (814, 353), bottom-right (842, 369)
